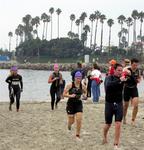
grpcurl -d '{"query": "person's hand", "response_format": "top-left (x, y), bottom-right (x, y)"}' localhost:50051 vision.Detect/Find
top-left (70, 94), bottom-right (76, 98)
top-left (120, 76), bottom-right (127, 82)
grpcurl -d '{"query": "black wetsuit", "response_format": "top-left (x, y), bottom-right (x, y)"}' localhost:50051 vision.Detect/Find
top-left (66, 82), bottom-right (83, 114)
top-left (105, 75), bottom-right (124, 124)
top-left (123, 68), bottom-right (140, 101)
top-left (50, 72), bottom-right (62, 110)
top-left (5, 74), bottom-right (23, 110)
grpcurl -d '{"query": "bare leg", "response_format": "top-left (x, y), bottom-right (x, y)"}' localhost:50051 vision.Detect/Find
top-left (114, 121), bottom-right (121, 146)
top-left (123, 101), bottom-right (129, 124)
top-left (131, 97), bottom-right (139, 126)
top-left (103, 124), bottom-right (111, 144)
top-left (67, 115), bottom-right (75, 130)
top-left (75, 112), bottom-right (82, 137)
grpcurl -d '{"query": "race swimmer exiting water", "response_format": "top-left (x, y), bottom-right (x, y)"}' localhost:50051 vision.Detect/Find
top-left (103, 63), bottom-right (126, 149)
top-left (123, 58), bottom-right (141, 126)
top-left (5, 66), bottom-right (23, 112)
top-left (63, 71), bottom-right (87, 140)
top-left (48, 64), bottom-right (63, 110)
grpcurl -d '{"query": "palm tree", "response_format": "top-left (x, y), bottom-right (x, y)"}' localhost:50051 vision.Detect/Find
top-left (75, 19), bottom-right (80, 38)
top-left (117, 15), bottom-right (126, 46)
top-left (107, 19), bottom-right (114, 54)
top-left (45, 15), bottom-right (50, 40)
top-left (22, 14), bottom-right (33, 41)
top-left (15, 28), bottom-right (19, 47)
top-left (49, 7), bottom-right (55, 40)
top-left (8, 32), bottom-right (13, 51)
top-left (94, 10), bottom-right (101, 48)
top-left (41, 13), bottom-right (48, 40)
top-left (138, 11), bottom-right (144, 41)
top-left (31, 16), bottom-right (40, 38)
top-left (89, 13), bottom-right (95, 48)
top-left (125, 17), bottom-right (133, 46)
top-left (83, 24), bottom-right (90, 46)
top-left (131, 10), bottom-right (139, 43)
top-left (80, 12), bottom-right (87, 36)
top-left (100, 14), bottom-right (106, 51)
top-left (56, 8), bottom-right (62, 38)
top-left (17, 24), bottom-right (24, 44)
top-left (70, 14), bottom-right (75, 32)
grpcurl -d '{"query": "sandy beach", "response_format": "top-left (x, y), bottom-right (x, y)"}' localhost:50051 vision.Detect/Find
top-left (0, 98), bottom-right (144, 150)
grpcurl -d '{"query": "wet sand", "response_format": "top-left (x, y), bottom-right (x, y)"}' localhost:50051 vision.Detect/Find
top-left (0, 98), bottom-right (144, 150)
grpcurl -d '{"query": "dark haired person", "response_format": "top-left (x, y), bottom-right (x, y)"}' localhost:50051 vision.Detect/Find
top-left (48, 64), bottom-right (63, 110)
top-left (71, 62), bottom-right (85, 81)
top-left (123, 58), bottom-right (141, 126)
top-left (5, 66), bottom-right (23, 112)
top-left (63, 71), bottom-right (87, 141)
top-left (103, 63), bottom-right (126, 149)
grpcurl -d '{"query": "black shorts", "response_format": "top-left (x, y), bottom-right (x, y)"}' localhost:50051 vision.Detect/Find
top-left (105, 102), bottom-right (123, 124)
top-left (123, 86), bottom-right (138, 102)
top-left (66, 99), bottom-right (83, 115)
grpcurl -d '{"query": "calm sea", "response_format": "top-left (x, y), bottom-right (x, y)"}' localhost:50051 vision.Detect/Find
top-left (0, 69), bottom-right (144, 102)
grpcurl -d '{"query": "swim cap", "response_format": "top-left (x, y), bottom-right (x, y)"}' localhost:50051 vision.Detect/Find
top-left (75, 71), bottom-right (82, 78)
top-left (54, 63), bottom-right (59, 70)
top-left (124, 59), bottom-right (130, 64)
top-left (10, 66), bottom-right (18, 71)
top-left (109, 59), bottom-right (117, 65)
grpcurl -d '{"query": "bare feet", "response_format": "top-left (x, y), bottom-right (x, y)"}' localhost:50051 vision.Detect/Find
top-left (123, 118), bottom-right (127, 124)
top-left (102, 138), bottom-right (108, 145)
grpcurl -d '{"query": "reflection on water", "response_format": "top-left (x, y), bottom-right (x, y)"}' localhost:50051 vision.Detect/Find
top-left (0, 69), bottom-right (143, 102)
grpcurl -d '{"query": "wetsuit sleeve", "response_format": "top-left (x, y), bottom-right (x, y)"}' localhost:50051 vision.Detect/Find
top-left (19, 75), bottom-right (23, 90)
top-left (5, 76), bottom-right (12, 84)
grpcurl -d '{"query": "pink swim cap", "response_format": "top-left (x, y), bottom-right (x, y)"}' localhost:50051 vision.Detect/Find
top-left (10, 66), bottom-right (18, 71)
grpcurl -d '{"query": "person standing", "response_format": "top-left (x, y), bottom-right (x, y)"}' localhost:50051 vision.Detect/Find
top-left (90, 63), bottom-right (102, 103)
top-left (123, 58), bottom-right (141, 125)
top-left (63, 71), bottom-right (87, 140)
top-left (48, 64), bottom-right (63, 110)
top-left (5, 66), bottom-right (23, 112)
top-left (103, 63), bottom-right (126, 149)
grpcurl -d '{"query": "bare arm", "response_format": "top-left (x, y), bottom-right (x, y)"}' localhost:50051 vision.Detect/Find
top-left (82, 83), bottom-right (87, 97)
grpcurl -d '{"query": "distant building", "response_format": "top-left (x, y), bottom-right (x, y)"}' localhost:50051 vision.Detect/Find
top-left (0, 56), bottom-right (10, 61)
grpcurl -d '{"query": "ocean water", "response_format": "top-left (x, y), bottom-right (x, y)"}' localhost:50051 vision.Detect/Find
top-left (0, 69), bottom-right (143, 102)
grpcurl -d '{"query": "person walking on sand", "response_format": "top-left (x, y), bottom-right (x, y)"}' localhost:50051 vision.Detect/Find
top-left (48, 64), bottom-right (63, 110)
top-left (63, 71), bottom-right (87, 140)
top-left (123, 58), bottom-right (141, 126)
top-left (5, 66), bottom-right (23, 112)
top-left (103, 63), bottom-right (126, 149)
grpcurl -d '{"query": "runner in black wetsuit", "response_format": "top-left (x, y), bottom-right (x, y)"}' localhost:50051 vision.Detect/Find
top-left (5, 66), bottom-right (23, 112)
top-left (123, 58), bottom-right (141, 125)
top-left (48, 64), bottom-right (63, 110)
top-left (63, 71), bottom-right (87, 140)
top-left (103, 63), bottom-right (126, 149)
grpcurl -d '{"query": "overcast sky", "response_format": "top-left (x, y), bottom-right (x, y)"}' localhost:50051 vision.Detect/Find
top-left (0, 0), bottom-right (143, 50)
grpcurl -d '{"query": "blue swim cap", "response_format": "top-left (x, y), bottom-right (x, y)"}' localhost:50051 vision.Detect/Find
top-left (75, 71), bottom-right (82, 78)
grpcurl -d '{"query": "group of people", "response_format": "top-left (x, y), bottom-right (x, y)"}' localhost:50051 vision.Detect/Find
top-left (5, 58), bottom-right (141, 149)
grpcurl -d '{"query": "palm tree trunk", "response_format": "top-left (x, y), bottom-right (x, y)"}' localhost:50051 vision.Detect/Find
top-left (16, 35), bottom-right (18, 48)
top-left (45, 22), bottom-right (48, 40)
top-left (42, 22), bottom-right (45, 40)
top-left (9, 37), bottom-right (11, 52)
top-left (90, 22), bottom-right (93, 48)
top-left (77, 26), bottom-right (79, 39)
top-left (94, 19), bottom-right (98, 48)
top-left (108, 27), bottom-right (111, 55)
top-left (36, 26), bottom-right (39, 38)
top-left (127, 27), bottom-right (130, 47)
top-left (57, 15), bottom-right (59, 38)
top-left (100, 23), bottom-right (103, 51)
top-left (71, 21), bottom-right (73, 32)
top-left (51, 15), bottom-right (53, 40)
top-left (140, 21), bottom-right (143, 41)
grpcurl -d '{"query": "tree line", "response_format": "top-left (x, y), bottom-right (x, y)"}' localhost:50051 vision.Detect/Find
top-left (6, 8), bottom-right (144, 62)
